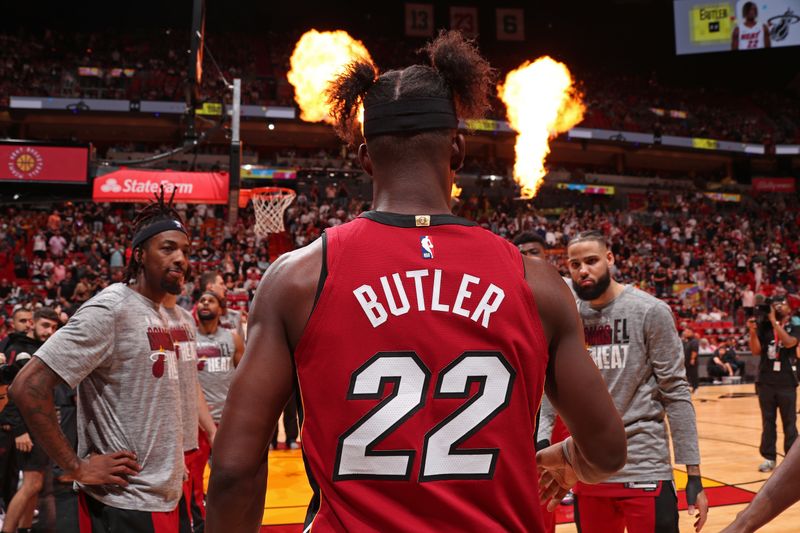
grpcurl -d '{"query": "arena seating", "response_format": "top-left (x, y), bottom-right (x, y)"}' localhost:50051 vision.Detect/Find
top-left (2, 177), bottom-right (797, 355)
top-left (1, 30), bottom-right (797, 144)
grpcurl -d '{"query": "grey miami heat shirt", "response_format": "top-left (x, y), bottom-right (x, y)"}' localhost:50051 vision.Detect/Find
top-left (578, 285), bottom-right (700, 482)
top-left (35, 283), bottom-right (184, 512)
top-left (196, 326), bottom-right (236, 422)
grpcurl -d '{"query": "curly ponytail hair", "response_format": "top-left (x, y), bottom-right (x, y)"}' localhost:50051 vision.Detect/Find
top-left (327, 30), bottom-right (495, 144)
top-left (125, 186), bottom-right (185, 284)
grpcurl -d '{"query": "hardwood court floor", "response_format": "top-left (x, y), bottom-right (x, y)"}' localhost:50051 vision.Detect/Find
top-left (229, 383), bottom-right (800, 532)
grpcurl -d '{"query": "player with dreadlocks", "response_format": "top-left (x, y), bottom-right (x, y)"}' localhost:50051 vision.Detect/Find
top-left (207, 31), bottom-right (625, 532)
top-left (11, 187), bottom-right (191, 532)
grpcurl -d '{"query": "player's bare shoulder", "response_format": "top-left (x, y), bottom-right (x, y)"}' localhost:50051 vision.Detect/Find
top-left (251, 236), bottom-right (324, 346)
top-left (522, 256), bottom-right (576, 339)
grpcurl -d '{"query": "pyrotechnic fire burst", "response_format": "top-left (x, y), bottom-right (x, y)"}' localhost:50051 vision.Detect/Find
top-left (287, 30), bottom-right (374, 124)
top-left (498, 57), bottom-right (585, 198)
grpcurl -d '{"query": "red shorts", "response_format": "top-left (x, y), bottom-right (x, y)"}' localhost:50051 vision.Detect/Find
top-left (79, 491), bottom-right (178, 533)
top-left (573, 481), bottom-right (679, 533)
top-left (179, 449), bottom-right (205, 533)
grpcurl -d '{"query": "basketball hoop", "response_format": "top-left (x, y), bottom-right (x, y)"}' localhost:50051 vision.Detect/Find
top-left (248, 187), bottom-right (296, 237)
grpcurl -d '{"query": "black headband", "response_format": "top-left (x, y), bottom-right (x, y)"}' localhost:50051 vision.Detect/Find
top-left (363, 97), bottom-right (458, 139)
top-left (132, 218), bottom-right (188, 249)
top-left (200, 291), bottom-right (224, 306)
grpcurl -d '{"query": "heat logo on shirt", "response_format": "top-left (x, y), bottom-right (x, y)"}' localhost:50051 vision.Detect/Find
top-left (196, 343), bottom-right (232, 373)
top-left (584, 318), bottom-right (630, 371)
top-left (146, 327), bottom-right (179, 380)
top-left (421, 235), bottom-right (434, 259)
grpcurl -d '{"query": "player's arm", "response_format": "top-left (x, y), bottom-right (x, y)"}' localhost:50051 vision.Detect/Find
top-left (722, 439), bottom-right (800, 533)
top-left (197, 383), bottom-right (216, 445)
top-left (763, 24), bottom-right (771, 47)
top-left (11, 358), bottom-right (140, 485)
top-left (732, 26), bottom-right (739, 50)
top-left (645, 303), bottom-right (708, 530)
top-left (206, 242), bottom-right (320, 533)
top-left (526, 258), bottom-right (626, 492)
top-left (231, 331), bottom-right (245, 367)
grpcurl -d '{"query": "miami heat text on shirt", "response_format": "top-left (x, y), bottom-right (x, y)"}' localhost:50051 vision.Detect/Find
top-left (353, 269), bottom-right (505, 328)
top-left (584, 318), bottom-right (631, 370)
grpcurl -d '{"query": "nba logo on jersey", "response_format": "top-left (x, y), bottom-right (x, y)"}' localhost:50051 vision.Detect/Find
top-left (420, 235), bottom-right (434, 259)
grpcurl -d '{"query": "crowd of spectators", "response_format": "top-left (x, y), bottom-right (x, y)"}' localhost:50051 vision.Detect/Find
top-left (2, 178), bottom-right (798, 358)
top-left (2, 29), bottom-right (798, 144)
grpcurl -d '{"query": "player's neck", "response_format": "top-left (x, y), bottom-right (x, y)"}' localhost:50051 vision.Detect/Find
top-left (199, 318), bottom-right (219, 335)
top-left (371, 167), bottom-right (452, 215)
top-left (131, 277), bottom-right (166, 305)
top-left (589, 280), bottom-right (625, 309)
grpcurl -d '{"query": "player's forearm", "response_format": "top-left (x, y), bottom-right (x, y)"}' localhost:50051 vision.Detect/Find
top-left (569, 427), bottom-right (627, 484)
top-left (206, 459), bottom-right (268, 532)
top-left (665, 396), bottom-right (701, 466)
top-left (10, 363), bottom-right (81, 475)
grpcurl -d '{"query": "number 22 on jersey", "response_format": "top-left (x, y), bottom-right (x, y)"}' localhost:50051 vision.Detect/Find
top-left (333, 351), bottom-right (516, 482)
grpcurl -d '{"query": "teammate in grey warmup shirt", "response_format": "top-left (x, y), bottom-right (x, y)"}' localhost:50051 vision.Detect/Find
top-left (11, 192), bottom-right (192, 530)
top-left (567, 231), bottom-right (708, 533)
top-left (37, 284), bottom-right (184, 510)
top-left (196, 291), bottom-right (243, 423)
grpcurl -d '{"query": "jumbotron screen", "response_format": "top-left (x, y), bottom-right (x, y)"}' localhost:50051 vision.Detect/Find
top-left (674, 0), bottom-right (800, 54)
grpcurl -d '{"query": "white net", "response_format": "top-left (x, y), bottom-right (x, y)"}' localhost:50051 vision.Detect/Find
top-left (251, 188), bottom-right (296, 237)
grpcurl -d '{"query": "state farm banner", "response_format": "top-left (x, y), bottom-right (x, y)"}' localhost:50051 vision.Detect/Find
top-left (752, 177), bottom-right (796, 192)
top-left (0, 142), bottom-right (88, 183)
top-left (93, 169), bottom-right (229, 204)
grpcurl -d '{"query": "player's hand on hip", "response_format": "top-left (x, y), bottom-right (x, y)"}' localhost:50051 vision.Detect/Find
top-left (15, 432), bottom-right (33, 453)
top-left (73, 451), bottom-right (141, 486)
top-left (536, 441), bottom-right (578, 512)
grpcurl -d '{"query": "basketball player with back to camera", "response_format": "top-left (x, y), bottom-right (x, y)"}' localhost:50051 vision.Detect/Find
top-left (11, 190), bottom-right (191, 532)
top-left (567, 231), bottom-right (709, 533)
top-left (206, 31), bottom-right (626, 532)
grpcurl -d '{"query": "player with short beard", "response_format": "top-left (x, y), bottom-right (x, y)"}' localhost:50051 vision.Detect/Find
top-left (567, 230), bottom-right (708, 533)
top-left (11, 189), bottom-right (191, 532)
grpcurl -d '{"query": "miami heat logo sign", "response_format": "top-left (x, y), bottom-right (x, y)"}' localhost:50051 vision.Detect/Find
top-left (8, 147), bottom-right (44, 180)
top-left (769, 9), bottom-right (800, 43)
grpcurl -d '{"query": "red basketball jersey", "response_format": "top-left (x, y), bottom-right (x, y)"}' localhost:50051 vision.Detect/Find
top-left (294, 212), bottom-right (549, 532)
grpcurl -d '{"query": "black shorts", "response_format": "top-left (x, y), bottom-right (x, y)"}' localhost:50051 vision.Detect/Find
top-left (18, 440), bottom-right (49, 472)
top-left (78, 491), bottom-right (179, 533)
